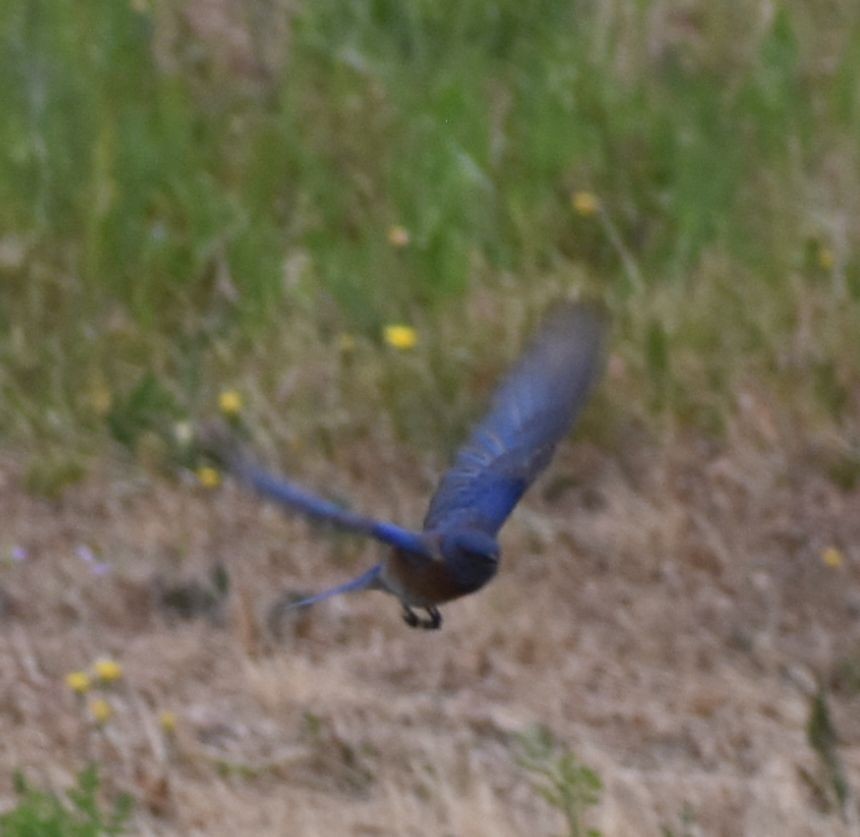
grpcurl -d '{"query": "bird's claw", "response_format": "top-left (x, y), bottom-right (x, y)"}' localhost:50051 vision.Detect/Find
top-left (424, 606), bottom-right (442, 630)
top-left (402, 605), bottom-right (442, 630)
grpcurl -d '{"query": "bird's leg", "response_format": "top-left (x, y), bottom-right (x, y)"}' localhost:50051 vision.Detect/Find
top-left (402, 605), bottom-right (420, 628)
top-left (419, 606), bottom-right (442, 630)
top-left (401, 605), bottom-right (442, 630)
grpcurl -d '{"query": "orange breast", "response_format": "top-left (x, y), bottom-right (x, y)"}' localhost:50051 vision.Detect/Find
top-left (382, 550), bottom-right (470, 607)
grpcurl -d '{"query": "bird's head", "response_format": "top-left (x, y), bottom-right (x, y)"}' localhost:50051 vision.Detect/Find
top-left (439, 529), bottom-right (500, 593)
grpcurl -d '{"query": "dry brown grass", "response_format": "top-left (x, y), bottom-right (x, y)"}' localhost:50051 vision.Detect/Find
top-left (1, 416), bottom-right (859, 835)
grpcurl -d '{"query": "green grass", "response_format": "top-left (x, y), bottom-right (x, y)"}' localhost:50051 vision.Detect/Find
top-left (0, 766), bottom-right (132, 836)
top-left (0, 0), bottom-right (858, 466)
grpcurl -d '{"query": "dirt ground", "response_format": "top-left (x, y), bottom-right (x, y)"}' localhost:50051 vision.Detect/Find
top-left (1, 423), bottom-right (859, 836)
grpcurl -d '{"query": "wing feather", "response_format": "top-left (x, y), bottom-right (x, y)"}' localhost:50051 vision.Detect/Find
top-left (423, 300), bottom-right (608, 535)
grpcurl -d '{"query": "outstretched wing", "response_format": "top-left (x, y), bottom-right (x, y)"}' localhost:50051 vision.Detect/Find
top-left (423, 300), bottom-right (608, 536)
top-left (235, 460), bottom-right (430, 555)
top-left (280, 563), bottom-right (384, 610)
top-left (203, 427), bottom-right (430, 556)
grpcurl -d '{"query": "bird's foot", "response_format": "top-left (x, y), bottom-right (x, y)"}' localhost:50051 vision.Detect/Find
top-left (402, 605), bottom-right (442, 630)
top-left (423, 606), bottom-right (442, 630)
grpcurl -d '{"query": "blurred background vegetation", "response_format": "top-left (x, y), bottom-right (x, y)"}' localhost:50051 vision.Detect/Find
top-left (0, 0), bottom-right (858, 481)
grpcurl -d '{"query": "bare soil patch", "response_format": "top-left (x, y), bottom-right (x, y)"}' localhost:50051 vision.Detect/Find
top-left (1, 435), bottom-right (859, 835)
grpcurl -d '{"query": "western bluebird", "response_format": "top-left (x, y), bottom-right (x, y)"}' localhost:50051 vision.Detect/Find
top-left (219, 300), bottom-right (607, 629)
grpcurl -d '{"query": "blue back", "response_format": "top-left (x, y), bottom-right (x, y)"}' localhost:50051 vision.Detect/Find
top-left (423, 301), bottom-right (607, 536)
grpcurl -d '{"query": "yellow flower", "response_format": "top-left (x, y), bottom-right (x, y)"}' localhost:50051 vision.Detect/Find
top-left (89, 698), bottom-right (113, 724)
top-left (65, 671), bottom-right (91, 694)
top-left (387, 225), bottom-right (411, 248)
top-left (822, 546), bottom-right (844, 568)
top-left (159, 710), bottom-right (178, 734)
top-left (571, 191), bottom-right (599, 217)
top-left (197, 466), bottom-right (221, 489)
top-left (218, 389), bottom-right (243, 417)
top-left (93, 658), bottom-right (123, 683)
top-left (818, 247), bottom-right (834, 270)
top-left (383, 324), bottom-right (418, 350)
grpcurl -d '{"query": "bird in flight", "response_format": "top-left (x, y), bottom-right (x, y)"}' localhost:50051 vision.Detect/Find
top-left (219, 300), bottom-right (607, 630)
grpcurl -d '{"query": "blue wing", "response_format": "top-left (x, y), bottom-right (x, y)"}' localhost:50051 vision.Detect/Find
top-left (229, 458), bottom-right (430, 556)
top-left (282, 564), bottom-right (384, 609)
top-left (423, 300), bottom-right (608, 536)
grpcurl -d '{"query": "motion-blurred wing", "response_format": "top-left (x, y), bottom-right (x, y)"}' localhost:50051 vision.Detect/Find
top-left (282, 564), bottom-right (383, 610)
top-left (423, 300), bottom-right (607, 536)
top-left (226, 455), bottom-right (430, 556)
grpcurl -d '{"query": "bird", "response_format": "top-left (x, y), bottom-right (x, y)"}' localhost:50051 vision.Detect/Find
top-left (217, 300), bottom-right (608, 630)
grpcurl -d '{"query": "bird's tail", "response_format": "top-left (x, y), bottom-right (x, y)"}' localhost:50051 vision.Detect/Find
top-left (286, 563), bottom-right (384, 610)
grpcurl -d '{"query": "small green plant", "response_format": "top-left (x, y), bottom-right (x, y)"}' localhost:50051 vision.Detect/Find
top-left (0, 765), bottom-right (132, 836)
top-left (514, 725), bottom-right (602, 837)
top-left (806, 688), bottom-right (850, 814)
